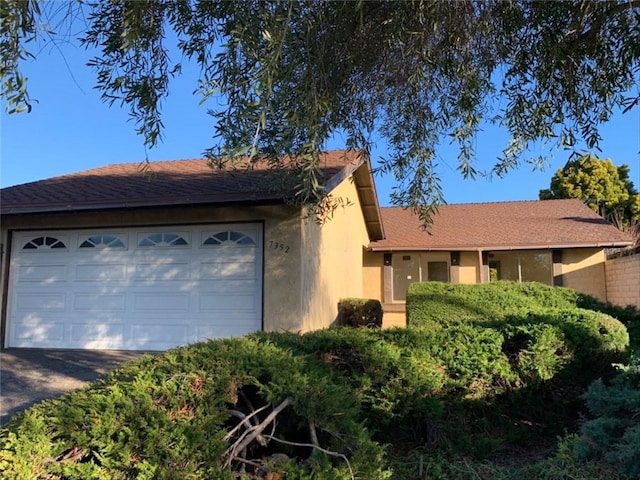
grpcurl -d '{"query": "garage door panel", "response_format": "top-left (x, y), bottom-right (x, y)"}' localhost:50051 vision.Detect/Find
top-left (132, 293), bottom-right (191, 312)
top-left (200, 260), bottom-right (255, 279)
top-left (7, 224), bottom-right (263, 350)
top-left (71, 324), bottom-right (124, 343)
top-left (199, 294), bottom-right (258, 311)
top-left (76, 263), bottom-right (127, 281)
top-left (133, 262), bottom-right (191, 281)
top-left (198, 279), bottom-right (258, 292)
top-left (131, 324), bottom-right (189, 347)
top-left (73, 293), bottom-right (127, 312)
top-left (16, 264), bottom-right (68, 283)
top-left (16, 292), bottom-right (67, 311)
top-left (13, 321), bottom-right (65, 343)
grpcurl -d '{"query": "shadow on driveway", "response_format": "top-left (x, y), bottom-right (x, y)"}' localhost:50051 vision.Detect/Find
top-left (1, 349), bottom-right (146, 425)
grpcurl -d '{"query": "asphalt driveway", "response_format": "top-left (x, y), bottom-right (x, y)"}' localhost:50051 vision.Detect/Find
top-left (0, 349), bottom-right (145, 425)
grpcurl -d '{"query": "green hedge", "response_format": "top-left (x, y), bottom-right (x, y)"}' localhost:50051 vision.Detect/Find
top-left (1, 323), bottom-right (629, 478)
top-left (406, 281), bottom-right (581, 327)
top-left (406, 281), bottom-right (629, 387)
top-left (336, 298), bottom-right (383, 327)
top-left (406, 282), bottom-right (639, 352)
top-left (0, 282), bottom-right (632, 479)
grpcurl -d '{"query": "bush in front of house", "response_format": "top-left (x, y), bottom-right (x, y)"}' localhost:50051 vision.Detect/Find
top-left (1, 322), bottom-right (629, 479)
top-left (569, 355), bottom-right (640, 478)
top-left (0, 282), bottom-right (632, 479)
top-left (575, 294), bottom-right (640, 351)
top-left (405, 281), bottom-right (582, 327)
top-left (336, 298), bottom-right (383, 327)
top-left (0, 337), bottom-right (389, 480)
top-left (406, 282), bottom-right (629, 383)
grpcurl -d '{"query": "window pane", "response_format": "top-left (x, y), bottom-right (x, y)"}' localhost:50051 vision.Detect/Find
top-left (427, 261), bottom-right (449, 282)
top-left (486, 251), bottom-right (552, 285)
top-left (520, 252), bottom-right (552, 284)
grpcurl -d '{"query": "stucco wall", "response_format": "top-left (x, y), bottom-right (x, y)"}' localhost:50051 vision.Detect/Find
top-left (459, 251), bottom-right (479, 283)
top-left (300, 177), bottom-right (370, 332)
top-left (359, 247), bottom-right (612, 325)
top-left (605, 254), bottom-right (640, 308)
top-left (362, 252), bottom-right (383, 301)
top-left (0, 203), bottom-right (308, 335)
top-left (559, 248), bottom-right (607, 301)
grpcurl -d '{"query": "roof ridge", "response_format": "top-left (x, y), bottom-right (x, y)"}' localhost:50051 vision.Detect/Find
top-left (1, 150), bottom-right (357, 190)
top-left (379, 198), bottom-right (582, 209)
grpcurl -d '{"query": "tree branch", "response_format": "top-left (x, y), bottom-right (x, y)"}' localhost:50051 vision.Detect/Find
top-left (224, 403), bottom-right (271, 442)
top-left (222, 396), bottom-right (293, 468)
top-left (261, 433), bottom-right (354, 480)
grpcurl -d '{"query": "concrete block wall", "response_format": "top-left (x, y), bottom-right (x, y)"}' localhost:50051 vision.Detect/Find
top-left (605, 254), bottom-right (640, 308)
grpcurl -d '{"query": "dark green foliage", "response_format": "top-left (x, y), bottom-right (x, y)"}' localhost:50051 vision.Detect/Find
top-left (336, 298), bottom-right (383, 328)
top-left (0, 282), bottom-right (633, 479)
top-left (0, 338), bottom-right (389, 479)
top-left (576, 293), bottom-right (640, 351)
top-left (572, 356), bottom-right (640, 478)
top-left (406, 281), bottom-right (629, 381)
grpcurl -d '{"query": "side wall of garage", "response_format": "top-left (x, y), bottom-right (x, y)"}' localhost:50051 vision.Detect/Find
top-left (300, 176), bottom-right (370, 332)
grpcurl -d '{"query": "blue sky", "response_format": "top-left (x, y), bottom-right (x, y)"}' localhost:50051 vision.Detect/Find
top-left (1, 37), bottom-right (639, 206)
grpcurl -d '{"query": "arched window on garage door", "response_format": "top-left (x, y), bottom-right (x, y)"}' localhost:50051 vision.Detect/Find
top-left (22, 236), bottom-right (67, 250)
top-left (202, 231), bottom-right (256, 246)
top-left (137, 233), bottom-right (189, 247)
top-left (79, 234), bottom-right (126, 249)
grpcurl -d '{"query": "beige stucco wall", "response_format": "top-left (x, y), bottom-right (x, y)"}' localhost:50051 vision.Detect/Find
top-left (362, 252), bottom-right (384, 300)
top-left (459, 251), bottom-right (479, 283)
top-left (299, 177), bottom-right (370, 332)
top-left (559, 248), bottom-right (607, 301)
top-left (605, 254), bottom-right (640, 308)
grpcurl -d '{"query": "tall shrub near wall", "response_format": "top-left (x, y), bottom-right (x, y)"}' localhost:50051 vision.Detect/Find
top-left (605, 254), bottom-right (640, 309)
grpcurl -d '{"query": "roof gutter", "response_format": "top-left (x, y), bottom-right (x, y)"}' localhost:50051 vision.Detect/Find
top-left (367, 241), bottom-right (633, 252)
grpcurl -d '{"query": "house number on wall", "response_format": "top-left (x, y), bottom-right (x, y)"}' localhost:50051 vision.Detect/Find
top-left (269, 240), bottom-right (290, 253)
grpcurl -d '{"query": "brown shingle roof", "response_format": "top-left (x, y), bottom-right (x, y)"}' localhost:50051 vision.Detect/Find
top-left (369, 199), bottom-right (633, 251)
top-left (0, 151), bottom-right (363, 215)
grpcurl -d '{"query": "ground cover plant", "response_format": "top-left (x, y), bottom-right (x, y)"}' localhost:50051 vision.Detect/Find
top-left (0, 281), bottom-right (636, 479)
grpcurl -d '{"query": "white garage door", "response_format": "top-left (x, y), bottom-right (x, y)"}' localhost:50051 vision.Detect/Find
top-left (5, 224), bottom-right (263, 350)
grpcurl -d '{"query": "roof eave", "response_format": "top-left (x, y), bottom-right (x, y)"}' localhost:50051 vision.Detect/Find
top-left (352, 161), bottom-right (385, 241)
top-left (368, 241), bottom-right (634, 252)
top-left (0, 193), bottom-right (288, 215)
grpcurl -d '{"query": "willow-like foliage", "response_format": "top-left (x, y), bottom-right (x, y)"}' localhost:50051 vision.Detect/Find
top-left (2, 1), bottom-right (639, 224)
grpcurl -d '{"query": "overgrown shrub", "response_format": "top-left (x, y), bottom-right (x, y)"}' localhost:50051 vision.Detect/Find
top-left (498, 309), bottom-right (629, 382)
top-left (571, 355), bottom-right (640, 478)
top-left (406, 282), bottom-right (629, 385)
top-left (336, 298), bottom-right (383, 327)
top-left (406, 281), bottom-right (581, 327)
top-left (0, 283), bottom-right (633, 478)
top-left (0, 337), bottom-right (390, 480)
top-left (576, 294), bottom-right (640, 351)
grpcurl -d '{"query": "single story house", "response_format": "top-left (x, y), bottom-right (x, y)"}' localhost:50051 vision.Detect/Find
top-left (363, 201), bottom-right (634, 327)
top-left (0, 151), bottom-right (632, 349)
